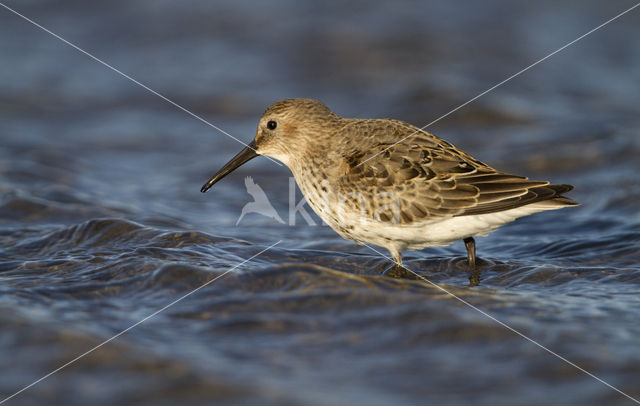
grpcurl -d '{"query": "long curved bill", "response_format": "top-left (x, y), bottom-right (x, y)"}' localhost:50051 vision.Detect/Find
top-left (200, 141), bottom-right (258, 193)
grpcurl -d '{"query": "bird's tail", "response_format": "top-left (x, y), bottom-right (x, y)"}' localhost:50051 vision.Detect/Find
top-left (522, 184), bottom-right (579, 211)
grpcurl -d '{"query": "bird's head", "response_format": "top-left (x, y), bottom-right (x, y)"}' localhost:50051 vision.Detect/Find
top-left (201, 98), bottom-right (340, 193)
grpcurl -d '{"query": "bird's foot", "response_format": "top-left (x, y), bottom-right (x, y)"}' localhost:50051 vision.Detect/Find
top-left (468, 269), bottom-right (480, 287)
top-left (382, 264), bottom-right (419, 280)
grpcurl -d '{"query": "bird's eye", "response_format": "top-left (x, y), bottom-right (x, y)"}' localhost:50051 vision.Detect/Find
top-left (267, 120), bottom-right (277, 130)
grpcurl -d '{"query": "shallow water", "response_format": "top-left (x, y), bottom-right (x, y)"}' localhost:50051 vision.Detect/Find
top-left (1, 1), bottom-right (639, 405)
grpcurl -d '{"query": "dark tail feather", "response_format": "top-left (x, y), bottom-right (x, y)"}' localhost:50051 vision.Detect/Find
top-left (460, 183), bottom-right (578, 216)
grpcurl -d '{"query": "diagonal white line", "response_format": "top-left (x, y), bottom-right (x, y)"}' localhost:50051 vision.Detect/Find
top-left (360, 242), bottom-right (640, 405)
top-left (0, 240), bottom-right (281, 405)
top-left (0, 2), bottom-right (282, 167)
top-left (357, 2), bottom-right (640, 168)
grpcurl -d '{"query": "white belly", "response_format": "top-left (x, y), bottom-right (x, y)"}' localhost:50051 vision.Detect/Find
top-left (311, 194), bottom-right (564, 253)
top-left (292, 169), bottom-right (565, 254)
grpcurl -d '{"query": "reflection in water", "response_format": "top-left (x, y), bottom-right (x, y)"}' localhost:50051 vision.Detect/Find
top-left (1, 1), bottom-right (639, 405)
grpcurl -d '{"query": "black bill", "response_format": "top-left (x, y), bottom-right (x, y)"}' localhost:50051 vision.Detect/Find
top-left (200, 140), bottom-right (258, 193)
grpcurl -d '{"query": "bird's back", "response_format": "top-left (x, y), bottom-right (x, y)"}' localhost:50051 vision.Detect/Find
top-left (307, 118), bottom-right (578, 227)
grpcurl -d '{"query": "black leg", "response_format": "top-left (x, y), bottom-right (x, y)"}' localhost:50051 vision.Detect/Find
top-left (463, 237), bottom-right (476, 270)
top-left (463, 237), bottom-right (480, 286)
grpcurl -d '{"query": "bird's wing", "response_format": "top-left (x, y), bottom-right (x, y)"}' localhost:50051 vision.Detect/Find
top-left (336, 121), bottom-right (575, 224)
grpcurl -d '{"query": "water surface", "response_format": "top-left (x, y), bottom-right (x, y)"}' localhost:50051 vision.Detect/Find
top-left (1, 1), bottom-right (639, 405)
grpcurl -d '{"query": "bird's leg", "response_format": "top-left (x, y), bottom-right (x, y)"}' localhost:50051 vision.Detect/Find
top-left (463, 237), bottom-right (476, 270)
top-left (463, 237), bottom-right (480, 286)
top-left (391, 250), bottom-right (403, 267)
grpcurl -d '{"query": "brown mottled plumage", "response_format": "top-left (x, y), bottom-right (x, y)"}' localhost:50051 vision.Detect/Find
top-left (201, 98), bottom-right (578, 274)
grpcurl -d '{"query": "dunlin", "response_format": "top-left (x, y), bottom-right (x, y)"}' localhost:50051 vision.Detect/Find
top-left (201, 98), bottom-right (578, 276)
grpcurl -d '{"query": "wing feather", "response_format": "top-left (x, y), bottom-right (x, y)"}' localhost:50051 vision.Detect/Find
top-left (335, 120), bottom-right (577, 224)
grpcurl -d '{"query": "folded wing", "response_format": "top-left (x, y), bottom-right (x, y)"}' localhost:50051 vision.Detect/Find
top-left (337, 121), bottom-right (577, 224)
